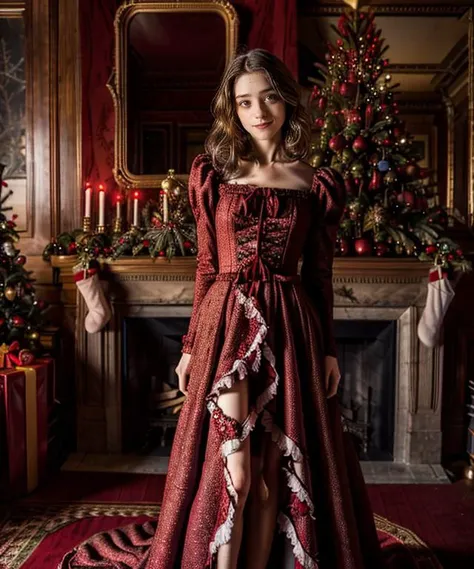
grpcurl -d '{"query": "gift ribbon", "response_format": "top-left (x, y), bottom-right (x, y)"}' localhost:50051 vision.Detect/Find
top-left (17, 366), bottom-right (38, 492)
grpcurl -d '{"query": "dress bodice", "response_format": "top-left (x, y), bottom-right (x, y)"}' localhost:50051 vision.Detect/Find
top-left (181, 154), bottom-right (345, 357)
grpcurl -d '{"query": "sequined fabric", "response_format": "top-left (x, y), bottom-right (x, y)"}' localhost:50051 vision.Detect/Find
top-left (59, 154), bottom-right (384, 569)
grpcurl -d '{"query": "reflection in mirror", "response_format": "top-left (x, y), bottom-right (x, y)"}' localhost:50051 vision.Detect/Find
top-left (127, 12), bottom-right (227, 176)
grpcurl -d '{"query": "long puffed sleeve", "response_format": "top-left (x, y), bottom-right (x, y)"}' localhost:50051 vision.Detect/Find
top-left (181, 154), bottom-right (219, 354)
top-left (301, 167), bottom-right (345, 358)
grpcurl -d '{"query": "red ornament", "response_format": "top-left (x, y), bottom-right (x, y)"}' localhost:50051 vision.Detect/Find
top-left (397, 190), bottom-right (415, 207)
top-left (158, 250), bottom-right (166, 257)
top-left (142, 239), bottom-right (151, 247)
top-left (318, 97), bottom-right (327, 111)
top-left (329, 134), bottom-right (345, 152)
top-left (67, 243), bottom-right (77, 254)
top-left (419, 168), bottom-right (429, 180)
top-left (183, 241), bottom-right (192, 249)
top-left (382, 137), bottom-right (392, 147)
top-left (456, 248), bottom-right (464, 257)
top-left (36, 300), bottom-right (47, 310)
top-left (355, 238), bottom-right (372, 256)
top-left (7, 220), bottom-right (15, 229)
top-left (15, 255), bottom-right (27, 265)
top-left (425, 245), bottom-right (437, 255)
top-left (352, 136), bottom-right (367, 153)
top-left (331, 81), bottom-right (340, 94)
top-left (337, 38), bottom-right (344, 47)
top-left (375, 242), bottom-right (389, 257)
top-left (12, 315), bottom-right (25, 327)
top-left (347, 70), bottom-right (357, 84)
top-left (0, 318), bottom-right (4, 327)
top-left (447, 253), bottom-right (454, 261)
top-left (314, 117), bottom-right (325, 129)
top-left (393, 127), bottom-right (404, 138)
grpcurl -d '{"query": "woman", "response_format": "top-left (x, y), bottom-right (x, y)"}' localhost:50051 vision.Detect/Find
top-left (61, 49), bottom-right (383, 569)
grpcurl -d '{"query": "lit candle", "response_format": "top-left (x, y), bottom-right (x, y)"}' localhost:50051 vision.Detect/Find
top-left (116, 194), bottom-right (121, 219)
top-left (98, 184), bottom-right (105, 227)
top-left (133, 191), bottom-right (139, 226)
top-left (84, 183), bottom-right (92, 218)
top-left (163, 189), bottom-right (169, 223)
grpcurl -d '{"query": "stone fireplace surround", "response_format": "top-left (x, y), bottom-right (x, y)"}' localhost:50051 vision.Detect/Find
top-left (53, 256), bottom-right (443, 467)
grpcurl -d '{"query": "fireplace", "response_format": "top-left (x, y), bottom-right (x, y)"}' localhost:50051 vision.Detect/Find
top-left (53, 256), bottom-right (442, 466)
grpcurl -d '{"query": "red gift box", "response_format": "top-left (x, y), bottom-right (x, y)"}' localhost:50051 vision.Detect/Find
top-left (0, 364), bottom-right (48, 498)
top-left (36, 357), bottom-right (56, 413)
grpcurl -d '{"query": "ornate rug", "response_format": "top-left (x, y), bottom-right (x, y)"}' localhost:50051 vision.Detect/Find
top-left (0, 501), bottom-right (442, 569)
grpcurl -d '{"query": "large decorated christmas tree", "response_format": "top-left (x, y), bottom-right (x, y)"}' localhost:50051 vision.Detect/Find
top-left (0, 164), bottom-right (46, 350)
top-left (309, 9), bottom-right (470, 273)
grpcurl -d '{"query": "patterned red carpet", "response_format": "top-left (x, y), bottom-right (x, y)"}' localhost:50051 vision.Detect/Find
top-left (0, 472), bottom-right (473, 569)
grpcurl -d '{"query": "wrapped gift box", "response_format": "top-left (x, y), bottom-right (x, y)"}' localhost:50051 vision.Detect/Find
top-left (0, 363), bottom-right (48, 498)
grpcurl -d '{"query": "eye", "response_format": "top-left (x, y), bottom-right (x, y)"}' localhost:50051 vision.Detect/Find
top-left (238, 100), bottom-right (251, 108)
top-left (265, 93), bottom-right (280, 103)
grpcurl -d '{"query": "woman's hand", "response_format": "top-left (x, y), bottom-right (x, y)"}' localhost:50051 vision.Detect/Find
top-left (176, 353), bottom-right (192, 396)
top-left (324, 355), bottom-right (341, 398)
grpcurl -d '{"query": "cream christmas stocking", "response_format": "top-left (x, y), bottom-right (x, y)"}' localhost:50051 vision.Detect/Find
top-left (74, 268), bottom-right (111, 334)
top-left (417, 267), bottom-right (455, 348)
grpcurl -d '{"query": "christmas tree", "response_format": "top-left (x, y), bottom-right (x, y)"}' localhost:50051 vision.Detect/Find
top-left (309, 9), bottom-right (470, 272)
top-left (0, 163), bottom-right (46, 349)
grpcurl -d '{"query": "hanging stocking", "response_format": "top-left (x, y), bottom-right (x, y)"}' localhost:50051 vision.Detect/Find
top-left (74, 266), bottom-right (111, 334)
top-left (417, 266), bottom-right (455, 348)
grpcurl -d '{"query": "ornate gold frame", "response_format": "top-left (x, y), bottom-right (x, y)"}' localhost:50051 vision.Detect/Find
top-left (107, 0), bottom-right (238, 189)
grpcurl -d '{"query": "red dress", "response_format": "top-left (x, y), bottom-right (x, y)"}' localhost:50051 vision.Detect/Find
top-left (60, 154), bottom-right (384, 569)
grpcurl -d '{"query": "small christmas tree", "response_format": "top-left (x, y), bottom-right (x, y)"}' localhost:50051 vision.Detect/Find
top-left (309, 9), bottom-right (470, 272)
top-left (0, 163), bottom-right (46, 349)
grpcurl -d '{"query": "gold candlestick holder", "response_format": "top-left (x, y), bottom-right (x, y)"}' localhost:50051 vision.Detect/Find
top-left (82, 216), bottom-right (91, 233)
top-left (113, 217), bottom-right (123, 234)
top-left (96, 224), bottom-right (106, 234)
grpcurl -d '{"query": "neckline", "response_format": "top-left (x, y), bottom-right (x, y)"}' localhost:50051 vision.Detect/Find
top-left (220, 172), bottom-right (317, 194)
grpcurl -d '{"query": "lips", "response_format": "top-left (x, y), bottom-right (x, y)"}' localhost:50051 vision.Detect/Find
top-left (253, 121), bottom-right (273, 130)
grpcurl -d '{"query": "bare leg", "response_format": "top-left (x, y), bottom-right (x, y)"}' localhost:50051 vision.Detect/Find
top-left (244, 436), bottom-right (281, 569)
top-left (216, 378), bottom-right (251, 569)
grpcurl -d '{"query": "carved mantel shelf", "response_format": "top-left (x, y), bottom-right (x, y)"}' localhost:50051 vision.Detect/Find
top-left (51, 255), bottom-right (430, 306)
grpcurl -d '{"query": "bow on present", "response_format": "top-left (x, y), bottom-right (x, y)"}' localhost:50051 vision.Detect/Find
top-left (0, 341), bottom-right (36, 369)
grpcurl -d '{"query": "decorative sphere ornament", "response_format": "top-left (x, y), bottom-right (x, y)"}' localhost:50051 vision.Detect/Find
top-left (314, 117), bottom-right (325, 129)
top-left (15, 255), bottom-right (27, 265)
top-left (12, 315), bottom-right (25, 327)
top-left (310, 149), bottom-right (325, 168)
top-left (397, 190), bottom-right (415, 207)
top-left (329, 134), bottom-right (345, 152)
top-left (354, 238), bottom-right (372, 256)
top-left (352, 136), bottom-right (367, 153)
top-left (377, 160), bottom-right (390, 172)
top-left (5, 286), bottom-right (16, 301)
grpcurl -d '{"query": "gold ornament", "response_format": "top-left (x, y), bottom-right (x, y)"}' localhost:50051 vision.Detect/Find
top-left (5, 286), bottom-right (16, 301)
top-left (161, 169), bottom-right (185, 200)
top-left (310, 149), bottom-right (324, 168)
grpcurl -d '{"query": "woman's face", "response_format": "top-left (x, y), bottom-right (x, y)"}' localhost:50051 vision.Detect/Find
top-left (234, 72), bottom-right (286, 142)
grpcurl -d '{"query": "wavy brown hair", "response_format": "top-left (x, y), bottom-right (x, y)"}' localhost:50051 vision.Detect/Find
top-left (205, 49), bottom-right (311, 180)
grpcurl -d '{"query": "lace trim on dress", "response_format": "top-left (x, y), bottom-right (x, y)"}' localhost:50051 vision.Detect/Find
top-left (205, 285), bottom-right (318, 569)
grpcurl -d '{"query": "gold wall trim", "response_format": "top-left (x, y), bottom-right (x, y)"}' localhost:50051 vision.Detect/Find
top-left (107, 0), bottom-right (239, 189)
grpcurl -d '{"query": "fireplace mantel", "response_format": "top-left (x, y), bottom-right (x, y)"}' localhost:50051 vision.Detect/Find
top-left (52, 255), bottom-right (439, 464)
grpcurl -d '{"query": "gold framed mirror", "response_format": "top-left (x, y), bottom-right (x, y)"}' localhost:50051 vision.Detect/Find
top-left (107, 0), bottom-right (238, 189)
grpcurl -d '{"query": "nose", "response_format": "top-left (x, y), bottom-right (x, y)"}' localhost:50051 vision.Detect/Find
top-left (254, 99), bottom-right (268, 120)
